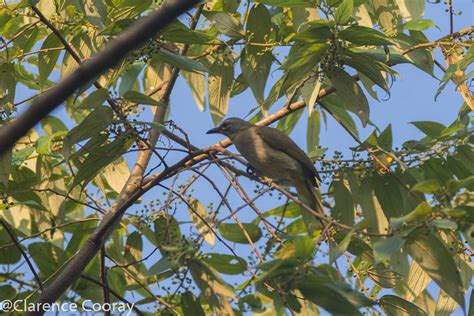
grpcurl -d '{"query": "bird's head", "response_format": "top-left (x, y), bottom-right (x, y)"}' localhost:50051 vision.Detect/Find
top-left (206, 117), bottom-right (252, 138)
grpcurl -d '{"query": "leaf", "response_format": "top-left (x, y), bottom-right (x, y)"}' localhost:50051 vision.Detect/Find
top-left (403, 19), bottom-right (436, 31)
top-left (125, 231), bottom-right (142, 262)
top-left (189, 259), bottom-right (235, 299)
top-left (327, 68), bottom-right (370, 126)
top-left (202, 253), bottom-right (247, 275)
top-left (63, 106), bottom-right (114, 159)
top-left (161, 20), bottom-right (216, 44)
top-left (0, 149), bottom-right (12, 186)
top-left (379, 295), bottom-right (427, 316)
top-left (148, 256), bottom-right (174, 276)
top-left (181, 291), bottom-right (205, 316)
top-left (394, 33), bottom-right (434, 76)
top-left (118, 64), bottom-right (143, 96)
top-left (78, 88), bottom-right (109, 109)
top-left (329, 229), bottom-right (354, 264)
top-left (70, 136), bottom-right (132, 189)
top-left (188, 198), bottom-right (215, 246)
top-left (102, 158), bottom-right (130, 193)
top-left (320, 94), bottom-right (359, 137)
top-left (300, 76), bottom-right (322, 114)
top-left (404, 260), bottom-right (432, 301)
top-left (332, 177), bottom-right (355, 225)
top-left (342, 51), bottom-right (390, 94)
top-left (123, 90), bottom-right (161, 105)
top-left (339, 26), bottom-right (393, 46)
top-left (250, 0), bottom-right (314, 7)
top-left (241, 4), bottom-right (273, 103)
top-left (410, 121), bottom-right (446, 138)
top-left (403, 228), bottom-right (465, 309)
top-left (298, 275), bottom-right (375, 314)
top-left (429, 219), bottom-right (458, 230)
top-left (218, 223), bottom-right (262, 244)
top-left (373, 235), bottom-right (405, 263)
top-left (203, 11), bottom-right (244, 38)
top-left (306, 109), bottom-right (320, 151)
top-left (395, 0), bottom-right (425, 21)
top-left (390, 202), bottom-right (432, 229)
top-left (0, 225), bottom-right (22, 264)
top-left (435, 289), bottom-right (458, 316)
top-left (281, 43), bottom-right (329, 73)
top-left (155, 49), bottom-right (209, 73)
top-left (154, 215), bottom-right (182, 247)
top-left (182, 71), bottom-right (206, 112)
top-left (38, 33), bottom-right (62, 83)
top-left (83, 0), bottom-right (107, 30)
top-left (207, 56), bottom-right (234, 125)
top-left (411, 179), bottom-right (441, 194)
top-left (334, 0), bottom-right (353, 25)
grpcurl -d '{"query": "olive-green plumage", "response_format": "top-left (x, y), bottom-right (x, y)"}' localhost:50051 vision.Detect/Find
top-left (207, 118), bottom-right (324, 219)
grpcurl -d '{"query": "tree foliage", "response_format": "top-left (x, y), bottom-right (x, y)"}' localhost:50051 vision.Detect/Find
top-left (0, 0), bottom-right (472, 315)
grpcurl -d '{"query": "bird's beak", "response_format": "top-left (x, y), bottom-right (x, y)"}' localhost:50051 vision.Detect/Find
top-left (206, 127), bottom-right (220, 134)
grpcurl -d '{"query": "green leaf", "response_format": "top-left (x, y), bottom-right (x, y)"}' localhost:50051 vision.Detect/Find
top-left (241, 4), bottom-right (273, 103)
top-left (342, 51), bottom-right (390, 94)
top-left (329, 229), bottom-right (354, 264)
top-left (155, 49), bottom-right (209, 73)
top-left (410, 121), bottom-right (446, 138)
top-left (161, 20), bottom-right (216, 44)
top-left (154, 215), bottom-right (182, 247)
top-left (430, 219), bottom-right (458, 230)
top-left (63, 106), bottom-right (114, 159)
top-left (327, 68), bottom-right (370, 126)
top-left (0, 149), bottom-right (12, 186)
top-left (334, 0), bottom-right (353, 25)
top-left (293, 24), bottom-right (332, 43)
top-left (70, 136), bottom-right (132, 189)
top-left (78, 89), bottom-right (109, 109)
top-left (332, 177), bottom-right (355, 225)
top-left (181, 291), bottom-right (205, 316)
top-left (256, 202), bottom-right (302, 223)
top-left (148, 256), bottom-right (175, 275)
top-left (202, 253), bottom-right (247, 275)
top-left (218, 223), bottom-right (262, 244)
top-left (250, 0), bottom-right (314, 7)
top-left (373, 235), bottom-right (405, 263)
top-left (118, 64), bottom-right (143, 96)
top-left (403, 228), bottom-right (465, 309)
top-left (188, 198), bottom-right (215, 246)
top-left (403, 19), bottom-right (436, 31)
top-left (0, 225), bottom-right (22, 264)
top-left (379, 295), bottom-right (427, 316)
top-left (277, 108), bottom-right (304, 134)
top-left (281, 43), bottom-right (329, 72)
top-left (306, 109), bottom-right (321, 151)
top-left (339, 26), bottom-right (393, 46)
top-left (299, 275), bottom-right (374, 314)
top-left (320, 94), bottom-right (359, 137)
top-left (182, 71), bottom-right (206, 112)
top-left (28, 242), bottom-right (64, 276)
top-left (394, 33), bottom-right (434, 76)
top-left (38, 33), bottom-right (62, 83)
top-left (203, 11), bottom-right (244, 38)
top-left (123, 90), bottom-right (161, 106)
top-left (391, 201), bottom-right (432, 229)
top-left (35, 135), bottom-right (53, 155)
top-left (207, 56), bottom-right (234, 125)
top-left (411, 179), bottom-right (441, 194)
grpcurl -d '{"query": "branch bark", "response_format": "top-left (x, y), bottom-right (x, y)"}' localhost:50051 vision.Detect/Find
top-left (0, 0), bottom-right (200, 155)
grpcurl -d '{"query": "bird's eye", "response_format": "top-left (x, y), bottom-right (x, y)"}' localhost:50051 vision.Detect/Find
top-left (221, 123), bottom-right (228, 130)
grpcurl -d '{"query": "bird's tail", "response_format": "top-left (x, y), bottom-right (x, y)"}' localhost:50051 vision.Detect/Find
top-left (294, 178), bottom-right (325, 235)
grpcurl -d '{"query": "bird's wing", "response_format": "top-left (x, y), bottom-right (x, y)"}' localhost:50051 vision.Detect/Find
top-left (256, 126), bottom-right (321, 186)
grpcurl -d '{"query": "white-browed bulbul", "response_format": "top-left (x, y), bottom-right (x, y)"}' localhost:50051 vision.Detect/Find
top-left (207, 118), bottom-right (324, 227)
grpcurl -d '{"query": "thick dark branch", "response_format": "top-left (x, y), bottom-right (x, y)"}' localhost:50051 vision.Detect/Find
top-left (0, 0), bottom-right (200, 155)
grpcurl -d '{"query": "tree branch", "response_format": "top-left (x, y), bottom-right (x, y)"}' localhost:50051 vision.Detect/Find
top-left (0, 0), bottom-right (200, 155)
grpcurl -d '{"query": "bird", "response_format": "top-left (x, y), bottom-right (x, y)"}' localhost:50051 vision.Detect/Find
top-left (207, 117), bottom-right (324, 231)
